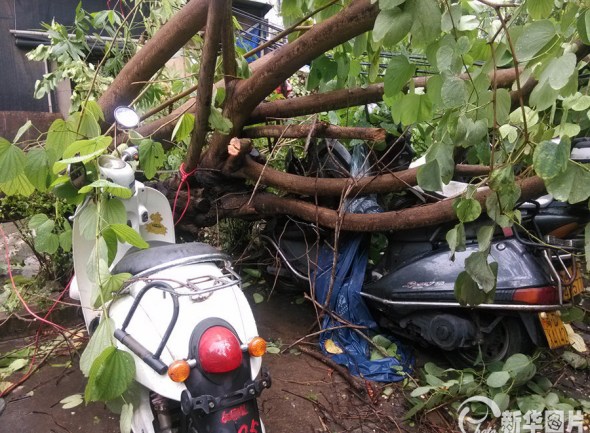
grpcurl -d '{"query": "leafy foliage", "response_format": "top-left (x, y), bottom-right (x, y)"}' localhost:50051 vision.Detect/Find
top-left (406, 354), bottom-right (590, 421)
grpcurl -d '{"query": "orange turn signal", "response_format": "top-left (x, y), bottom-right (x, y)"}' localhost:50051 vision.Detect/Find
top-left (248, 337), bottom-right (267, 357)
top-left (167, 360), bottom-right (191, 382)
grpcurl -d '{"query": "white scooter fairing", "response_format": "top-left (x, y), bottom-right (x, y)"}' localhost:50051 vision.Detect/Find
top-left (70, 160), bottom-right (263, 433)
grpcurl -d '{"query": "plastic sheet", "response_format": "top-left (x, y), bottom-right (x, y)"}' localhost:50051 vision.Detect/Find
top-left (313, 144), bottom-right (413, 382)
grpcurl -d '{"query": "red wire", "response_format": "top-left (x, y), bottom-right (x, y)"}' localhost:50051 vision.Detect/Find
top-left (172, 163), bottom-right (197, 226)
top-left (0, 225), bottom-right (68, 332)
top-left (0, 224), bottom-right (74, 398)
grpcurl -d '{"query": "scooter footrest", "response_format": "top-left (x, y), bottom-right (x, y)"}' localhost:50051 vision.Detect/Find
top-left (180, 369), bottom-right (271, 415)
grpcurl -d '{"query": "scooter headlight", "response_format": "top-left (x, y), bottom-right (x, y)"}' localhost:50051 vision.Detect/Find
top-left (198, 326), bottom-right (243, 374)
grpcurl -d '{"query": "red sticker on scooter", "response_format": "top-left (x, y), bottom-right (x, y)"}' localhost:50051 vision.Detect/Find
top-left (221, 404), bottom-right (248, 424)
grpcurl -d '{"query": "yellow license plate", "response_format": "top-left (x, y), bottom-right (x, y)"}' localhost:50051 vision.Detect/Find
top-left (562, 263), bottom-right (585, 301)
top-left (539, 311), bottom-right (570, 349)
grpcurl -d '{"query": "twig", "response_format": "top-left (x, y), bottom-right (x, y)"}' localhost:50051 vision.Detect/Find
top-left (297, 345), bottom-right (366, 396)
top-left (242, 0), bottom-right (340, 60)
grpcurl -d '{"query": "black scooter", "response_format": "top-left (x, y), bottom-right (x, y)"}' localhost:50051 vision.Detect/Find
top-left (262, 139), bottom-right (587, 365)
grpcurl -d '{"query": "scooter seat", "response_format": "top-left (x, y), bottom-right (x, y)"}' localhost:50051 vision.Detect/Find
top-left (112, 241), bottom-right (229, 276)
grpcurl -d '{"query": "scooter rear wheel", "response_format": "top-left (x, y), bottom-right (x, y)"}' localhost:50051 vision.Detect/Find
top-left (446, 316), bottom-right (532, 368)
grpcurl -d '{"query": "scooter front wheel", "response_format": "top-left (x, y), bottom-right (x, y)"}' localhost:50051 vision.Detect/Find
top-left (446, 316), bottom-right (532, 368)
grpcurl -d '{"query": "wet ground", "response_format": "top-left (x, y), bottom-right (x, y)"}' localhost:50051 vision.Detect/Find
top-left (0, 291), bottom-right (419, 433)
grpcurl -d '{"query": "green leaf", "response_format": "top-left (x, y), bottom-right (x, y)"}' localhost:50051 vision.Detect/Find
top-left (63, 136), bottom-right (112, 159)
top-left (25, 148), bottom-right (51, 192)
top-left (425, 141), bottom-right (454, 183)
top-left (514, 20), bottom-right (556, 62)
top-left (380, 0), bottom-right (405, 9)
top-left (59, 229), bottom-right (72, 252)
top-left (171, 113), bottom-right (194, 143)
top-left (465, 251), bottom-right (498, 293)
top-left (417, 160), bottom-right (442, 191)
top-left (529, 80), bottom-right (560, 111)
top-left (539, 52), bottom-right (577, 90)
top-left (577, 10), bottom-right (590, 45)
top-left (0, 138), bottom-right (26, 183)
top-left (533, 138), bottom-right (569, 180)
top-left (486, 370), bottom-right (511, 388)
top-left (372, 7), bottom-right (412, 47)
top-left (13, 120), bottom-right (32, 143)
top-left (101, 227), bottom-right (119, 265)
top-left (454, 198), bottom-right (481, 223)
top-left (0, 173), bottom-right (35, 197)
top-left (407, 0), bottom-right (441, 47)
top-left (94, 272), bottom-right (132, 307)
top-left (208, 108), bottom-right (233, 134)
top-left (78, 201), bottom-right (98, 240)
top-left (34, 219), bottom-right (60, 254)
top-left (46, 118), bottom-right (79, 160)
top-left (516, 394), bottom-right (545, 414)
top-left (85, 347), bottom-right (135, 402)
top-left (101, 197), bottom-right (127, 226)
top-left (109, 224), bottom-right (149, 249)
top-left (477, 225), bottom-right (495, 252)
top-left (454, 271), bottom-right (493, 306)
top-left (496, 89), bottom-right (511, 125)
top-left (253, 293), bottom-right (264, 304)
top-left (546, 161), bottom-right (590, 204)
top-left (383, 56), bottom-right (415, 97)
top-left (81, 100), bottom-right (105, 122)
top-left (399, 93), bottom-right (433, 125)
top-left (446, 222), bottom-right (466, 259)
top-left (79, 179), bottom-right (132, 199)
top-left (423, 362), bottom-right (445, 377)
top-left (29, 213), bottom-right (50, 229)
top-left (139, 139), bottom-right (165, 180)
top-left (53, 148), bottom-right (108, 174)
top-left (69, 110), bottom-right (100, 139)
top-left (410, 386), bottom-right (433, 398)
top-left (527, 0), bottom-right (553, 20)
top-left (509, 106), bottom-right (539, 127)
top-left (441, 4), bottom-right (461, 33)
top-left (80, 318), bottom-right (115, 376)
top-left (561, 351), bottom-right (588, 369)
top-left (441, 76), bottom-right (467, 109)
top-left (493, 393), bottom-right (510, 412)
top-left (503, 353), bottom-right (537, 385)
top-left (87, 239), bottom-right (110, 284)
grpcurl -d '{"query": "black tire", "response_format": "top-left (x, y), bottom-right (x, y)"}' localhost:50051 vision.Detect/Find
top-left (446, 316), bottom-right (533, 368)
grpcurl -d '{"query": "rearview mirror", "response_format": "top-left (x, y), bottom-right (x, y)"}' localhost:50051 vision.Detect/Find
top-left (67, 162), bottom-right (87, 190)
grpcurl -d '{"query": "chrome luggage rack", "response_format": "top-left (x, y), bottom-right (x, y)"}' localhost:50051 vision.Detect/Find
top-left (120, 255), bottom-right (242, 301)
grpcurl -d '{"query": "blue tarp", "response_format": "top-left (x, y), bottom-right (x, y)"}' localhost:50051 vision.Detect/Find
top-left (313, 145), bottom-right (413, 382)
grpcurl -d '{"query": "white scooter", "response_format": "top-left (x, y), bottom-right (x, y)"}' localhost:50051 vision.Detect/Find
top-left (69, 107), bottom-right (269, 433)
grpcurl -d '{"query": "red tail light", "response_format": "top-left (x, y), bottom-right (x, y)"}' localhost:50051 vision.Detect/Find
top-left (512, 287), bottom-right (558, 304)
top-left (198, 326), bottom-right (243, 374)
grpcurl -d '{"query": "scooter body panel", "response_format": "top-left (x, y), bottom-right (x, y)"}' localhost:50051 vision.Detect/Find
top-left (108, 262), bottom-right (261, 401)
top-left (71, 183), bottom-right (175, 327)
top-left (364, 238), bottom-right (553, 304)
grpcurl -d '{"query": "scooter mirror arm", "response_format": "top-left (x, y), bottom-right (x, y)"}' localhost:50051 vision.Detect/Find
top-left (114, 281), bottom-right (179, 374)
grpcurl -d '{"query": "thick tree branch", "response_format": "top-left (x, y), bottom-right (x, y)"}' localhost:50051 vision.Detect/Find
top-left (248, 68), bottom-right (522, 124)
top-left (251, 176), bottom-right (545, 231)
top-left (241, 122), bottom-right (387, 141)
top-left (234, 157), bottom-right (490, 197)
top-left (99, 0), bottom-right (209, 125)
top-left (200, 0), bottom-right (380, 167)
top-left (186, 0), bottom-right (227, 171)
